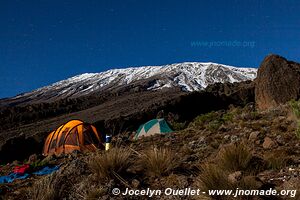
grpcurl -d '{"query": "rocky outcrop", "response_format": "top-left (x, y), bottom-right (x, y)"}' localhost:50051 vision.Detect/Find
top-left (255, 54), bottom-right (300, 110)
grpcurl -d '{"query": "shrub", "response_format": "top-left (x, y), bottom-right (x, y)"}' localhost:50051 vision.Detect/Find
top-left (139, 147), bottom-right (180, 177)
top-left (207, 120), bottom-right (222, 131)
top-left (191, 111), bottom-right (234, 131)
top-left (222, 112), bottom-right (234, 123)
top-left (290, 99), bottom-right (300, 118)
top-left (241, 111), bottom-right (261, 121)
top-left (218, 143), bottom-right (252, 172)
top-left (89, 147), bottom-right (133, 181)
top-left (295, 124), bottom-right (300, 138)
top-left (191, 112), bottom-right (220, 129)
top-left (170, 121), bottom-right (187, 131)
top-left (30, 160), bottom-right (48, 170)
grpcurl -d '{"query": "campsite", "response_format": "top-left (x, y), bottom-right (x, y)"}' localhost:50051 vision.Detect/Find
top-left (1, 0), bottom-right (300, 199)
top-left (1, 66), bottom-right (300, 199)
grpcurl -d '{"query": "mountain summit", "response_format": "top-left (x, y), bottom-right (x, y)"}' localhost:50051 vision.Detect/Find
top-left (8, 62), bottom-right (256, 104)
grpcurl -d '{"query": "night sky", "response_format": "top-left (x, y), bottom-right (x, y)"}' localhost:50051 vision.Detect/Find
top-left (1, 0), bottom-right (300, 98)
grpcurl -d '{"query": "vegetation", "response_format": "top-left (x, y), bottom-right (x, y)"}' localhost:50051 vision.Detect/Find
top-left (198, 144), bottom-right (261, 200)
top-left (198, 165), bottom-right (261, 200)
top-left (3, 104), bottom-right (300, 200)
top-left (170, 121), bottom-right (187, 131)
top-left (89, 147), bottom-right (133, 181)
top-left (190, 111), bottom-right (234, 131)
top-left (289, 99), bottom-right (300, 138)
top-left (26, 173), bottom-right (62, 200)
top-left (191, 111), bottom-right (220, 128)
top-left (218, 143), bottom-right (253, 172)
top-left (198, 163), bottom-right (232, 191)
top-left (74, 179), bottom-right (106, 200)
top-left (30, 160), bottom-right (48, 170)
top-left (138, 147), bottom-right (180, 177)
top-left (264, 151), bottom-right (287, 170)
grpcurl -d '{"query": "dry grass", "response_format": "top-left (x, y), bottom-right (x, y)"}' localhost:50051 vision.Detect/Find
top-left (197, 163), bottom-right (232, 200)
top-left (289, 99), bottom-right (300, 138)
top-left (26, 159), bottom-right (90, 200)
top-left (198, 164), bottom-right (262, 200)
top-left (26, 173), bottom-right (62, 200)
top-left (138, 147), bottom-right (180, 177)
top-left (198, 163), bottom-right (232, 190)
top-left (89, 147), bottom-right (133, 181)
top-left (73, 180), bottom-right (106, 200)
top-left (238, 175), bottom-right (262, 190)
top-left (218, 143), bottom-right (253, 172)
top-left (264, 150), bottom-right (287, 170)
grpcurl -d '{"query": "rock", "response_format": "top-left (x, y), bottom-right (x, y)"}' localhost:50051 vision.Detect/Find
top-left (131, 179), bottom-right (140, 188)
top-left (224, 135), bottom-right (230, 140)
top-left (228, 171), bottom-right (242, 184)
top-left (249, 131), bottom-right (260, 141)
top-left (276, 135), bottom-right (284, 145)
top-left (188, 137), bottom-right (206, 150)
top-left (262, 137), bottom-right (277, 149)
top-left (230, 135), bottom-right (239, 143)
top-left (255, 54), bottom-right (300, 110)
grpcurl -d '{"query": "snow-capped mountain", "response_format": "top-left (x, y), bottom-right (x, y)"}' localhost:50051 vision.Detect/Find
top-left (11, 62), bottom-right (257, 103)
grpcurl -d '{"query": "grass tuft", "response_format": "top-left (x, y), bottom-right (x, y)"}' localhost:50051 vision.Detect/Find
top-left (138, 147), bottom-right (180, 177)
top-left (218, 143), bottom-right (252, 172)
top-left (26, 173), bottom-right (61, 200)
top-left (198, 164), bottom-right (233, 200)
top-left (289, 99), bottom-right (300, 138)
top-left (264, 150), bottom-right (287, 170)
top-left (89, 147), bottom-right (133, 181)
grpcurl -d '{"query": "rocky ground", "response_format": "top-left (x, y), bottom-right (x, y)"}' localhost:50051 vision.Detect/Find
top-left (1, 102), bottom-right (300, 200)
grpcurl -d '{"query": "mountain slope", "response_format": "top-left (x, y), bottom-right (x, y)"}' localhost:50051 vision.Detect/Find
top-left (5, 62), bottom-right (257, 104)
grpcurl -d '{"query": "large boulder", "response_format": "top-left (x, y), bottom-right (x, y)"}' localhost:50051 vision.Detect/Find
top-left (255, 54), bottom-right (300, 110)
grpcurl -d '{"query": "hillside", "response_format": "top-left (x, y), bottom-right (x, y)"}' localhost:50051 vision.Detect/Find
top-left (1, 103), bottom-right (300, 200)
top-left (0, 80), bottom-right (255, 162)
top-left (0, 62), bottom-right (256, 106)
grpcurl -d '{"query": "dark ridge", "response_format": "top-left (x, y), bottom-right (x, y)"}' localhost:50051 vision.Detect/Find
top-left (0, 80), bottom-right (254, 162)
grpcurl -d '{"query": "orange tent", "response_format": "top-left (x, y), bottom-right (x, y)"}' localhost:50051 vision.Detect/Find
top-left (43, 119), bottom-right (104, 156)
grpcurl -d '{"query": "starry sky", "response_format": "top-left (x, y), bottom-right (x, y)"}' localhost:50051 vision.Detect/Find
top-left (1, 0), bottom-right (300, 98)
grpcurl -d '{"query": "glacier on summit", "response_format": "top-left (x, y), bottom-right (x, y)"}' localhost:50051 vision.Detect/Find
top-left (12, 62), bottom-right (257, 101)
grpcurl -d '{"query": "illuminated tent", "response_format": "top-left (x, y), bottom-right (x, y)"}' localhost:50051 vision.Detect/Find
top-left (43, 119), bottom-right (104, 156)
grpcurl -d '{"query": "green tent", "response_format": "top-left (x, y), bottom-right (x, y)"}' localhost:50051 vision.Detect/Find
top-left (135, 118), bottom-right (173, 139)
